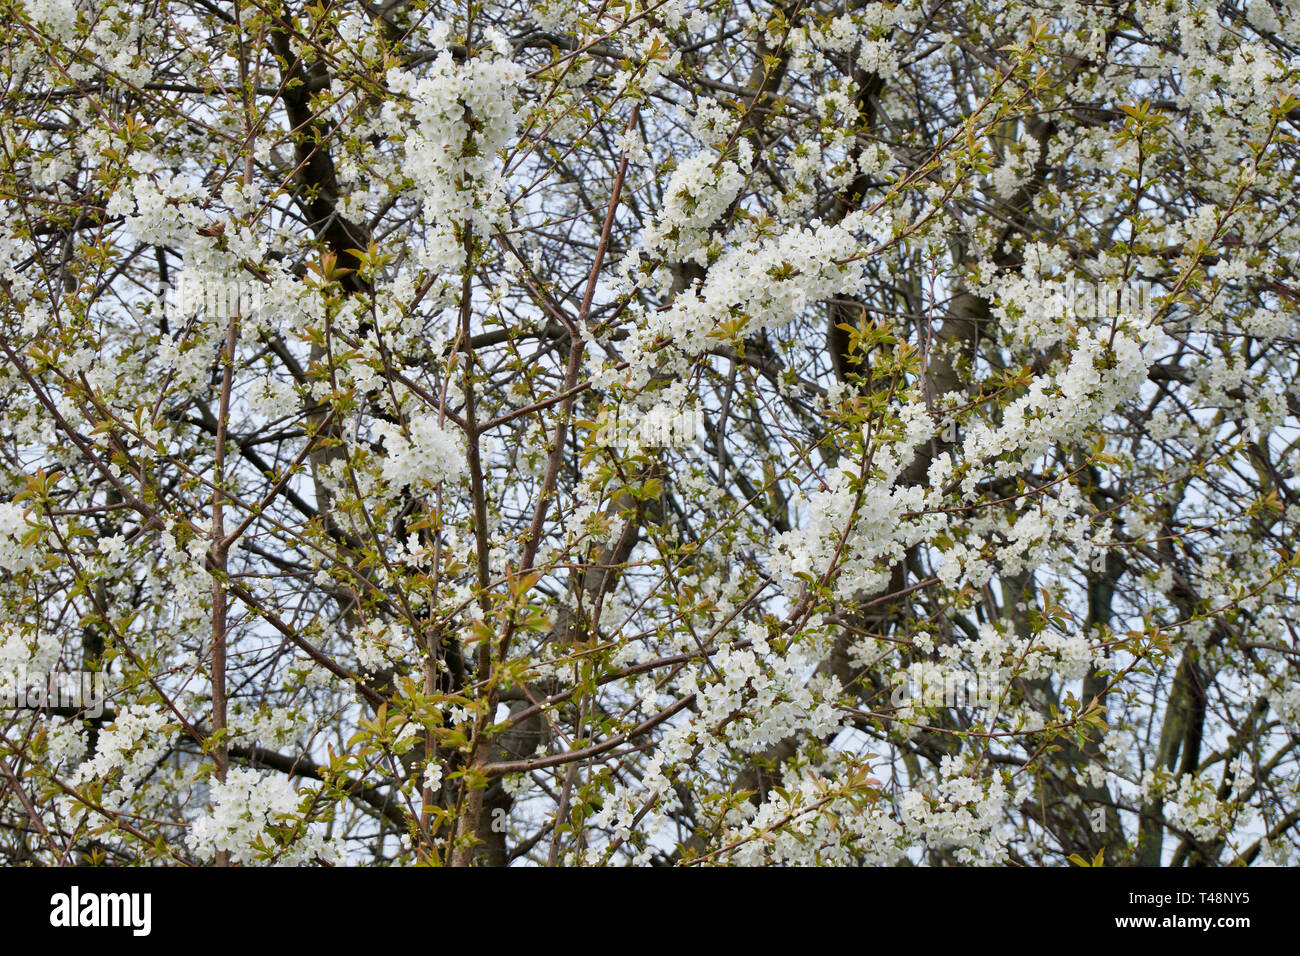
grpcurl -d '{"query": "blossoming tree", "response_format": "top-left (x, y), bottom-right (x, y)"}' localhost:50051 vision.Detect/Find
top-left (1, 0), bottom-right (1298, 866)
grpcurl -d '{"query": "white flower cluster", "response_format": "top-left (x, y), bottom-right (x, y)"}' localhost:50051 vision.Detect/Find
top-left (151, 524), bottom-right (214, 629)
top-left (227, 705), bottom-right (304, 749)
top-left (618, 210), bottom-right (878, 373)
top-left (677, 642), bottom-right (843, 755)
top-left (959, 325), bottom-right (1162, 485)
top-left (67, 706), bottom-right (174, 812)
top-left (643, 152), bottom-right (746, 264)
top-left (31, 0), bottom-right (81, 42)
top-left (1240, 305), bottom-right (1290, 342)
top-left (43, 721), bottom-right (87, 766)
top-left (715, 771), bottom-right (892, 866)
top-left (0, 501), bottom-right (39, 574)
top-left (186, 768), bottom-right (340, 865)
top-left (893, 757), bottom-right (1019, 863)
top-left (687, 98), bottom-right (736, 144)
top-left (936, 483), bottom-right (1107, 590)
top-left (1013, 630), bottom-right (1101, 683)
top-left (1156, 769), bottom-right (1251, 844)
top-left (383, 41), bottom-right (524, 252)
top-left (989, 134), bottom-right (1040, 200)
top-left (1223, 41), bottom-right (1286, 103)
top-left (857, 37), bottom-right (900, 77)
top-left (528, 0), bottom-right (578, 32)
top-left (106, 153), bottom-right (204, 247)
top-left (351, 619), bottom-right (408, 671)
top-left (769, 401), bottom-right (949, 600)
top-left (374, 413), bottom-right (466, 495)
top-left (0, 622), bottom-right (60, 693)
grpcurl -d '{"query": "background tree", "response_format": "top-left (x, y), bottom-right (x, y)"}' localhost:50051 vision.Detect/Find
top-left (0, 0), bottom-right (1298, 866)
